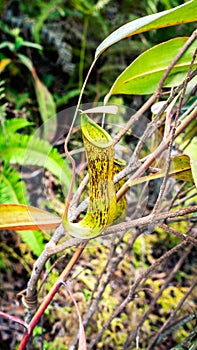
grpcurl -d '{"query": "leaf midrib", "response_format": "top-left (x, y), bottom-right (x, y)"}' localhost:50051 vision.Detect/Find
top-left (113, 61), bottom-right (196, 90)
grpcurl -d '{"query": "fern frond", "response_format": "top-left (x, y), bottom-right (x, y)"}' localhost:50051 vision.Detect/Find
top-left (0, 118), bottom-right (34, 136)
top-left (0, 133), bottom-right (72, 192)
top-left (0, 165), bottom-right (29, 204)
top-left (17, 229), bottom-right (45, 256)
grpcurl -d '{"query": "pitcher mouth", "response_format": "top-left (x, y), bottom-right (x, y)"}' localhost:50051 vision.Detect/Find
top-left (81, 113), bottom-right (113, 149)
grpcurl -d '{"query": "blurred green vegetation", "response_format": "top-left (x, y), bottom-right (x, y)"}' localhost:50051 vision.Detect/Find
top-left (0, 1), bottom-right (196, 349)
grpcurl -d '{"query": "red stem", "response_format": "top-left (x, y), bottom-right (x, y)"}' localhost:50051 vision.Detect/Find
top-left (18, 245), bottom-right (85, 350)
top-left (0, 311), bottom-right (28, 330)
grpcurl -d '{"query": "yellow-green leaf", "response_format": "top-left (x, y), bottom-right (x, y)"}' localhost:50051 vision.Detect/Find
top-left (105, 38), bottom-right (197, 98)
top-left (127, 154), bottom-right (193, 189)
top-left (0, 58), bottom-right (11, 73)
top-left (0, 204), bottom-right (61, 230)
top-left (183, 136), bottom-right (197, 188)
top-left (182, 120), bottom-right (197, 142)
top-left (171, 154), bottom-right (193, 182)
top-left (95, 0), bottom-right (197, 58)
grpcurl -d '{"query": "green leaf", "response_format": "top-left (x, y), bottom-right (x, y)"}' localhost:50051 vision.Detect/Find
top-left (17, 53), bottom-right (33, 71)
top-left (127, 154), bottom-right (194, 189)
top-left (183, 136), bottom-right (197, 188)
top-left (15, 35), bottom-right (42, 51)
top-left (14, 36), bottom-right (25, 50)
top-left (171, 154), bottom-right (194, 182)
top-left (18, 229), bottom-right (45, 256)
top-left (105, 38), bottom-right (197, 98)
top-left (20, 41), bottom-right (42, 50)
top-left (0, 41), bottom-right (15, 51)
top-left (18, 53), bottom-right (56, 137)
top-left (0, 165), bottom-right (29, 204)
top-left (182, 119), bottom-right (197, 142)
top-left (95, 0), bottom-right (197, 58)
top-left (0, 133), bottom-right (72, 192)
top-left (0, 118), bottom-right (34, 136)
top-left (34, 75), bottom-right (56, 127)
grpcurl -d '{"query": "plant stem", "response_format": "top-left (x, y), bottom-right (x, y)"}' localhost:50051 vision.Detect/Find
top-left (79, 16), bottom-right (89, 89)
top-left (113, 30), bottom-right (197, 144)
top-left (18, 244), bottom-right (86, 350)
top-left (63, 57), bottom-right (97, 218)
top-left (116, 106), bottom-right (197, 200)
top-left (0, 311), bottom-right (28, 330)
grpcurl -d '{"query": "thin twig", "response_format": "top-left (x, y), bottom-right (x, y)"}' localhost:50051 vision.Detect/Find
top-left (19, 244), bottom-right (86, 350)
top-left (167, 216), bottom-right (197, 223)
top-left (63, 58), bottom-right (97, 218)
top-left (44, 205), bottom-right (197, 256)
top-left (26, 224), bottom-right (66, 314)
top-left (158, 223), bottom-right (197, 245)
top-left (179, 99), bottom-right (197, 122)
top-left (0, 311), bottom-right (29, 331)
top-left (155, 314), bottom-right (196, 345)
top-left (178, 184), bottom-right (196, 198)
top-left (84, 230), bottom-right (140, 328)
top-left (116, 106), bottom-right (197, 200)
top-left (147, 279), bottom-right (197, 349)
top-left (168, 181), bottom-right (188, 208)
top-left (172, 190), bottom-right (197, 207)
top-left (88, 238), bottom-right (192, 349)
top-left (151, 46), bottom-right (197, 214)
top-left (70, 231), bottom-right (132, 349)
top-left (68, 50), bottom-right (197, 210)
top-left (113, 30), bottom-right (197, 145)
top-left (123, 244), bottom-right (193, 348)
top-left (37, 252), bottom-right (71, 295)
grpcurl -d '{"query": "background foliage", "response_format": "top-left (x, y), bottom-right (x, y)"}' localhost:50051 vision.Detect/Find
top-left (0, 0), bottom-right (197, 349)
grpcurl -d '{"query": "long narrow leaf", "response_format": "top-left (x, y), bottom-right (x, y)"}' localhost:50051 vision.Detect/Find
top-left (127, 155), bottom-right (194, 189)
top-left (105, 37), bottom-right (197, 98)
top-left (95, 0), bottom-right (197, 58)
top-left (0, 204), bottom-right (61, 230)
top-left (18, 53), bottom-right (57, 139)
